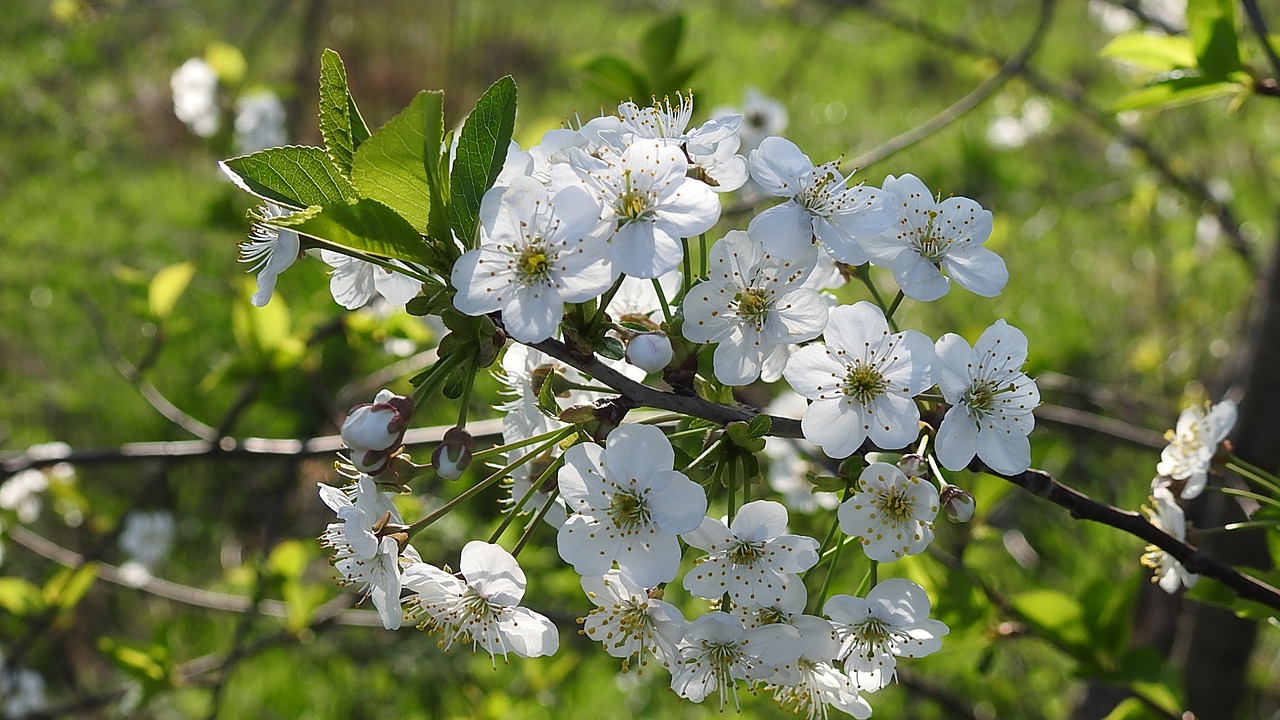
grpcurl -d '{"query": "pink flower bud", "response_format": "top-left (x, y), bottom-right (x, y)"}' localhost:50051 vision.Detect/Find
top-left (625, 331), bottom-right (673, 374)
top-left (432, 427), bottom-right (473, 481)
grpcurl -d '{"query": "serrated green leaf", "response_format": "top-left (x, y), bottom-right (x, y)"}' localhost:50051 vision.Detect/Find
top-left (1188, 0), bottom-right (1243, 77)
top-left (1100, 33), bottom-right (1196, 71)
top-left (148, 261), bottom-right (196, 320)
top-left (450, 76), bottom-right (517, 248)
top-left (640, 14), bottom-right (684, 80)
top-left (280, 198), bottom-right (435, 265)
top-left (1111, 74), bottom-right (1247, 111)
top-left (319, 49), bottom-right (371, 175)
top-left (221, 146), bottom-right (356, 208)
top-left (352, 91), bottom-right (442, 233)
top-left (0, 577), bottom-right (46, 616)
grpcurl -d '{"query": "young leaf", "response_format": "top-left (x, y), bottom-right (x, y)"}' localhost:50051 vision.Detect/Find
top-left (640, 14), bottom-right (684, 80)
top-left (1099, 33), bottom-right (1196, 72)
top-left (278, 198), bottom-right (436, 265)
top-left (1111, 74), bottom-right (1248, 112)
top-left (148, 261), bottom-right (196, 320)
top-left (318, 49), bottom-right (371, 175)
top-left (450, 76), bottom-right (517, 249)
top-left (220, 146), bottom-right (356, 208)
top-left (1188, 0), bottom-right (1243, 78)
top-left (580, 54), bottom-right (648, 104)
top-left (352, 91), bottom-right (443, 233)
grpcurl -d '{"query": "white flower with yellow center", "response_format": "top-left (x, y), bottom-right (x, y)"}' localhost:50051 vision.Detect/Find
top-left (580, 569), bottom-right (688, 673)
top-left (766, 614), bottom-right (872, 720)
top-left (838, 462), bottom-right (938, 563)
top-left (451, 176), bottom-right (614, 342)
top-left (1140, 486), bottom-right (1198, 593)
top-left (557, 424), bottom-right (707, 586)
top-left (935, 319), bottom-right (1040, 475)
top-left (670, 611), bottom-right (804, 709)
top-left (682, 229), bottom-right (828, 386)
top-left (825, 578), bottom-right (949, 692)
top-left (1156, 399), bottom-right (1236, 499)
top-left (747, 136), bottom-right (892, 261)
top-left (682, 500), bottom-right (819, 608)
top-left (403, 541), bottom-right (559, 659)
top-left (783, 301), bottom-right (935, 458)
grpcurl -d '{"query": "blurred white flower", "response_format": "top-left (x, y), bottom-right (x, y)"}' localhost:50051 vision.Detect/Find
top-left (0, 469), bottom-right (48, 524)
top-left (119, 510), bottom-right (175, 568)
top-left (171, 57), bottom-right (220, 137)
top-left (1140, 486), bottom-right (1197, 593)
top-left (1156, 398), bottom-right (1236, 499)
top-left (234, 89), bottom-right (287, 154)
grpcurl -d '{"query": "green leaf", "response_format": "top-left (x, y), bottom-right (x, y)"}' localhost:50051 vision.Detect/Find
top-left (232, 282), bottom-right (293, 364)
top-left (221, 146), bottom-right (357, 208)
top-left (1188, 0), bottom-right (1243, 77)
top-left (98, 637), bottom-right (171, 686)
top-left (266, 539), bottom-right (313, 581)
top-left (1111, 74), bottom-right (1248, 112)
top-left (352, 91), bottom-right (442, 233)
top-left (148, 261), bottom-right (196, 320)
top-left (595, 336), bottom-right (626, 361)
top-left (450, 76), bottom-right (517, 248)
top-left (580, 54), bottom-right (648, 103)
top-left (747, 413), bottom-right (772, 438)
top-left (1100, 33), bottom-right (1196, 71)
top-left (318, 49), bottom-right (371, 175)
top-left (1010, 589), bottom-right (1091, 658)
top-left (278, 199), bottom-right (436, 265)
top-left (0, 577), bottom-right (46, 616)
top-left (640, 14), bottom-right (684, 80)
top-left (43, 563), bottom-right (98, 612)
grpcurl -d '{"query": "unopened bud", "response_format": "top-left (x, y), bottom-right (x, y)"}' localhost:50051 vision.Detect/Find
top-left (432, 427), bottom-right (473, 480)
top-left (341, 389), bottom-right (414, 475)
top-left (897, 453), bottom-right (927, 478)
top-left (626, 331), bottom-right (673, 373)
top-left (940, 484), bottom-right (976, 523)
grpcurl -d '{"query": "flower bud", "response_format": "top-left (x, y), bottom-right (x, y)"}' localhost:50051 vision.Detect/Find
top-left (432, 427), bottom-right (473, 481)
top-left (897, 453), bottom-right (927, 478)
top-left (625, 331), bottom-right (674, 373)
top-left (341, 389), bottom-right (414, 475)
top-left (940, 484), bottom-right (976, 523)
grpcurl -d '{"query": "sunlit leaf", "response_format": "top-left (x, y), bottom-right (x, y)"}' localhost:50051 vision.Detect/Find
top-left (1187, 0), bottom-right (1243, 78)
top-left (318, 49), bottom-right (371, 175)
top-left (148, 261), bottom-right (196, 320)
top-left (221, 146), bottom-right (357, 208)
top-left (1111, 74), bottom-right (1248, 112)
top-left (275, 199), bottom-right (436, 265)
top-left (450, 76), bottom-right (517, 249)
top-left (352, 91), bottom-right (442, 233)
top-left (0, 577), bottom-right (46, 616)
top-left (1100, 33), bottom-right (1196, 71)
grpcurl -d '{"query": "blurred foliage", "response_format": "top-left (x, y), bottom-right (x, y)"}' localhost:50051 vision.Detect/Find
top-left (1, 0), bottom-right (1278, 718)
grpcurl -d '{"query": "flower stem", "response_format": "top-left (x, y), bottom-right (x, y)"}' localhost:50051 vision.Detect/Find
top-left (885, 290), bottom-right (905, 321)
top-left (488, 455), bottom-right (564, 544)
top-left (455, 363), bottom-right (476, 428)
top-left (511, 488), bottom-right (562, 559)
top-left (1227, 458), bottom-right (1280, 498)
top-left (469, 426), bottom-right (573, 464)
top-left (1213, 485), bottom-right (1280, 509)
top-left (407, 428), bottom-right (574, 537)
top-left (652, 278), bottom-right (673, 324)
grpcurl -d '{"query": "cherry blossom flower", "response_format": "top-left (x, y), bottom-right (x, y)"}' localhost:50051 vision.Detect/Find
top-left (170, 57), bottom-right (219, 137)
top-left (580, 569), bottom-right (688, 673)
top-left (767, 614), bottom-right (872, 720)
top-left (712, 88), bottom-right (790, 154)
top-left (319, 474), bottom-right (414, 630)
top-left (747, 136), bottom-right (892, 262)
top-left (838, 462), bottom-right (939, 563)
top-left (1140, 486), bottom-right (1198, 593)
top-left (934, 320), bottom-right (1040, 475)
top-left (612, 94), bottom-right (748, 192)
top-left (682, 500), bottom-right (819, 608)
top-left (119, 510), bottom-right (175, 569)
top-left (860, 173), bottom-right (1007, 302)
top-left (320, 250), bottom-right (421, 310)
top-left (403, 541), bottom-right (559, 659)
top-left (239, 204), bottom-right (300, 308)
top-left (1155, 398), bottom-right (1236, 499)
top-left (682, 230), bottom-right (829, 385)
top-left (783, 302), bottom-right (934, 458)
top-left (557, 424), bottom-right (707, 586)
top-left (572, 138), bottom-right (721, 278)
top-left (451, 177), bottom-right (614, 342)
top-left (825, 578), bottom-right (949, 692)
top-left (234, 90), bottom-right (287, 154)
top-left (670, 611), bottom-right (804, 708)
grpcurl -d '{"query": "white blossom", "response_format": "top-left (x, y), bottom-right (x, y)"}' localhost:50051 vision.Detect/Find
top-left (670, 611), bottom-right (804, 709)
top-left (321, 250), bottom-right (421, 310)
top-left (234, 89), bottom-right (287, 154)
top-left (170, 57), bottom-right (219, 137)
top-left (403, 541), bottom-right (559, 659)
top-left (451, 177), bottom-right (614, 342)
top-left (580, 569), bottom-right (688, 673)
top-left (784, 302), bottom-right (934, 458)
top-left (682, 500), bottom-right (819, 608)
top-left (1140, 486), bottom-right (1198, 593)
top-left (747, 136), bottom-right (892, 262)
top-left (860, 173), bottom-right (1007, 301)
top-left (610, 94), bottom-right (748, 192)
top-left (934, 320), bottom-right (1040, 475)
top-left (558, 424), bottom-right (707, 586)
top-left (1156, 399), bottom-right (1236, 499)
top-left (118, 510), bottom-right (175, 568)
top-left (239, 203), bottom-right (300, 308)
top-left (838, 462), bottom-right (939, 563)
top-left (767, 615), bottom-right (872, 720)
top-left (825, 578), bottom-right (949, 692)
top-left (682, 229), bottom-right (829, 385)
